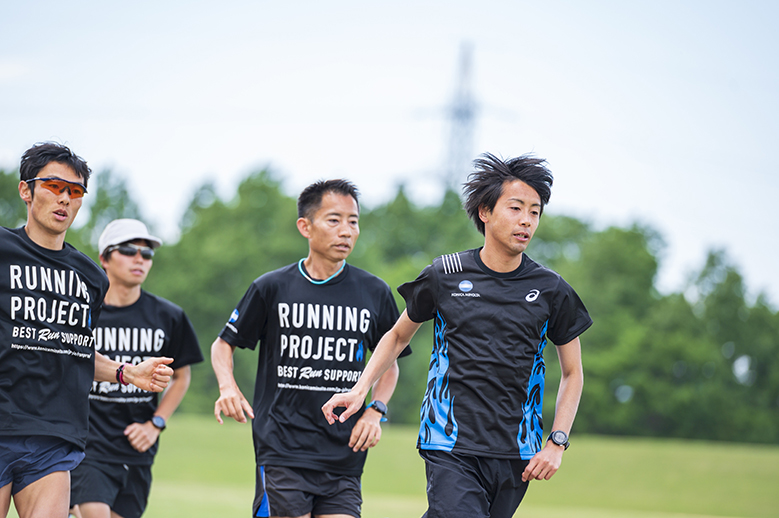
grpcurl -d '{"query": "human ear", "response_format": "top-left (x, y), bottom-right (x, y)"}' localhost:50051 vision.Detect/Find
top-left (478, 204), bottom-right (491, 224)
top-left (296, 217), bottom-right (311, 239)
top-left (18, 180), bottom-right (32, 204)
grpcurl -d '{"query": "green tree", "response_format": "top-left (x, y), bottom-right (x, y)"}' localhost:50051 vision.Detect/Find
top-left (0, 168), bottom-right (27, 228)
top-left (543, 224), bottom-right (661, 435)
top-left (691, 251), bottom-right (779, 442)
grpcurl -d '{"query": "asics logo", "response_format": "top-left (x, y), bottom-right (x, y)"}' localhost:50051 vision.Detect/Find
top-left (525, 289), bottom-right (540, 302)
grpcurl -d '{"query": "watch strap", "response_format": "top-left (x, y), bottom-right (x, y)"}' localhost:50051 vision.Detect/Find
top-left (367, 400), bottom-right (388, 422)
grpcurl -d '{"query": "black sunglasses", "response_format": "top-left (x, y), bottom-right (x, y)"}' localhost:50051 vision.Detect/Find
top-left (106, 243), bottom-right (155, 260)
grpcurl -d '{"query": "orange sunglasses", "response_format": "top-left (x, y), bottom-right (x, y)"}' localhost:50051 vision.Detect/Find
top-left (25, 177), bottom-right (87, 199)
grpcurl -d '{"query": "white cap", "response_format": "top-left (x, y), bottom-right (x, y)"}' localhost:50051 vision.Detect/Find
top-left (98, 219), bottom-right (163, 257)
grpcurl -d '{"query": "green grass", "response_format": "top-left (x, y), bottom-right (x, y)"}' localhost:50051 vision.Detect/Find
top-left (9, 414), bottom-right (779, 517)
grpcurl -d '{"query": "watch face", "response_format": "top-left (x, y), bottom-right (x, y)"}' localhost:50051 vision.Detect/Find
top-left (552, 431), bottom-right (568, 444)
top-left (152, 416), bottom-right (166, 430)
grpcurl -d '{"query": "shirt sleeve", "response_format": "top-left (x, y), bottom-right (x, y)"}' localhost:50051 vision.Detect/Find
top-left (374, 284), bottom-right (400, 347)
top-left (397, 263), bottom-right (437, 324)
top-left (546, 277), bottom-right (593, 345)
top-left (218, 280), bottom-right (268, 350)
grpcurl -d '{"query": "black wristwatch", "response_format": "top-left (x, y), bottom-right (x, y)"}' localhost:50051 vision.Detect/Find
top-left (367, 400), bottom-right (387, 417)
top-left (548, 430), bottom-right (569, 450)
top-left (151, 415), bottom-right (167, 431)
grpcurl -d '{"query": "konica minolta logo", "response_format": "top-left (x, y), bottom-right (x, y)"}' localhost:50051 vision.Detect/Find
top-left (452, 279), bottom-right (480, 298)
top-left (225, 309), bottom-right (240, 333)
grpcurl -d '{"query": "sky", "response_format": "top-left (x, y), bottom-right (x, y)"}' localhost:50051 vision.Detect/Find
top-left (1, 1), bottom-right (777, 305)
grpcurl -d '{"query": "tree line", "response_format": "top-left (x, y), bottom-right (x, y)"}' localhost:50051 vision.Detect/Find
top-left (2, 167), bottom-right (777, 443)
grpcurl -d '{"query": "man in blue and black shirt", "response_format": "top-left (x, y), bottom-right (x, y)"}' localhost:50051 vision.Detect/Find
top-left (323, 152), bottom-right (592, 518)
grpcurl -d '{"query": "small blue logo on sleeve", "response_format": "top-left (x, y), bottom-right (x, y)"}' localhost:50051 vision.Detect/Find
top-left (229, 309), bottom-right (239, 323)
top-left (458, 280), bottom-right (473, 292)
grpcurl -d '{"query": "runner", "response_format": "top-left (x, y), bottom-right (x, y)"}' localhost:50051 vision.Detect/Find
top-left (212, 179), bottom-right (411, 518)
top-left (70, 219), bottom-right (203, 518)
top-left (323, 153), bottom-right (592, 518)
top-left (0, 142), bottom-right (172, 518)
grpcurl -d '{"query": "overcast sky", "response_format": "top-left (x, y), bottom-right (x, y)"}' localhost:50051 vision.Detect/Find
top-left (2, 1), bottom-right (777, 305)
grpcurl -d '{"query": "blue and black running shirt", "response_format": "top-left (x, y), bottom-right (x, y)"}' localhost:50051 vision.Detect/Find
top-left (398, 248), bottom-right (592, 460)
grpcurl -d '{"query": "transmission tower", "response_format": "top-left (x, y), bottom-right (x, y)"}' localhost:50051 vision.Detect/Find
top-left (444, 42), bottom-right (477, 192)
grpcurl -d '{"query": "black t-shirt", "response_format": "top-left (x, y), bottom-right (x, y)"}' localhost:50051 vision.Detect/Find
top-left (85, 290), bottom-right (203, 465)
top-left (0, 226), bottom-right (109, 449)
top-left (219, 262), bottom-right (408, 477)
top-left (398, 248), bottom-right (592, 459)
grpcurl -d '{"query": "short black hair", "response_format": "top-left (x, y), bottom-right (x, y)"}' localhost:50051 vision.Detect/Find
top-left (297, 179), bottom-right (360, 220)
top-left (20, 142), bottom-right (92, 192)
top-left (463, 152), bottom-right (553, 235)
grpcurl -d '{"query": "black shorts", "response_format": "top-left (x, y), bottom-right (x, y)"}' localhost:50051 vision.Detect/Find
top-left (420, 449), bottom-right (530, 518)
top-left (0, 435), bottom-right (84, 495)
top-left (70, 459), bottom-right (152, 518)
top-left (253, 465), bottom-right (362, 518)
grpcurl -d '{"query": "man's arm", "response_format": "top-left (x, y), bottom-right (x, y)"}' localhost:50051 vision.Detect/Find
top-left (522, 336), bottom-right (584, 482)
top-left (94, 352), bottom-right (173, 392)
top-left (212, 336), bottom-right (255, 424)
top-left (322, 310), bottom-right (421, 425)
top-left (347, 359), bottom-right (400, 452)
top-left (124, 365), bottom-right (192, 453)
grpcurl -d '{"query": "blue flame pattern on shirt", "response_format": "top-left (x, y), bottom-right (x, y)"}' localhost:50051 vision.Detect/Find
top-left (518, 319), bottom-right (548, 457)
top-left (417, 310), bottom-right (458, 450)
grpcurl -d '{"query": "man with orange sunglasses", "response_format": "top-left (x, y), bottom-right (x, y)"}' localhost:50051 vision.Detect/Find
top-left (0, 142), bottom-right (175, 518)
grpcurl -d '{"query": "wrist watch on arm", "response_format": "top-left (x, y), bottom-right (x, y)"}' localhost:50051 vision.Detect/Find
top-left (548, 430), bottom-right (569, 450)
top-left (151, 415), bottom-right (166, 431)
top-left (367, 400), bottom-right (388, 422)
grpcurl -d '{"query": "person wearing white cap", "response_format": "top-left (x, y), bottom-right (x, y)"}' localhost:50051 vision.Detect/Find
top-left (70, 219), bottom-right (203, 518)
top-left (0, 143), bottom-right (174, 518)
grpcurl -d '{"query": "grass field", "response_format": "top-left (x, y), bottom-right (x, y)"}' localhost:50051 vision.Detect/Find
top-left (9, 414), bottom-right (779, 517)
